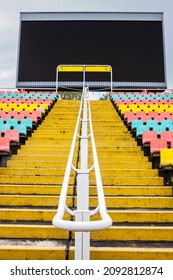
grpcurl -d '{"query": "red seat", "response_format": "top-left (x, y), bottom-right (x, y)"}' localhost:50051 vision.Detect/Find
top-left (7, 110), bottom-right (18, 119)
top-left (114, 99), bottom-right (124, 105)
top-left (160, 112), bottom-right (171, 119)
top-left (124, 111), bottom-right (135, 120)
top-left (160, 131), bottom-right (173, 142)
top-left (150, 139), bottom-right (168, 154)
top-left (4, 130), bottom-right (19, 144)
top-left (148, 112), bottom-right (159, 119)
top-left (0, 137), bottom-right (10, 153)
top-left (142, 131), bottom-right (158, 145)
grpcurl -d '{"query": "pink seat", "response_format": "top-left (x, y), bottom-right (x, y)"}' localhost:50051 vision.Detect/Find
top-left (150, 139), bottom-right (168, 154)
top-left (4, 130), bottom-right (19, 144)
top-left (160, 112), bottom-right (171, 119)
top-left (124, 111), bottom-right (135, 120)
top-left (142, 131), bottom-right (158, 145)
top-left (0, 137), bottom-right (10, 153)
top-left (160, 131), bottom-right (173, 142)
top-left (148, 112), bottom-right (159, 119)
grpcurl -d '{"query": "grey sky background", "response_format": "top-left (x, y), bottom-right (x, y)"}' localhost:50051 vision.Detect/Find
top-left (0, 0), bottom-right (172, 89)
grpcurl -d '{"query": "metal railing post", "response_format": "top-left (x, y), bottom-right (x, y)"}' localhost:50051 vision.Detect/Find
top-left (75, 87), bottom-right (90, 260)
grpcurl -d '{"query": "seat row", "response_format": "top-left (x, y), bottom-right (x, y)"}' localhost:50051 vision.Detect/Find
top-left (111, 93), bottom-right (173, 101)
top-left (124, 111), bottom-right (173, 125)
top-left (0, 93), bottom-right (57, 100)
top-left (0, 103), bottom-right (48, 112)
top-left (114, 99), bottom-right (173, 105)
top-left (0, 110), bottom-right (42, 122)
top-left (0, 98), bottom-right (53, 105)
top-left (118, 104), bottom-right (173, 114)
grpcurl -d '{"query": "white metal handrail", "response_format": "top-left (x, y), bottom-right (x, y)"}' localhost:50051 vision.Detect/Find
top-left (52, 90), bottom-right (112, 232)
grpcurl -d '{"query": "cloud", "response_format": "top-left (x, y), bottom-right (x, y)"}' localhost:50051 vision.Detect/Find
top-left (0, 68), bottom-right (16, 88)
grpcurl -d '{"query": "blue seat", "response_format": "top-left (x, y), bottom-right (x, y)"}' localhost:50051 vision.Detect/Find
top-left (136, 125), bottom-right (150, 137)
top-left (13, 124), bottom-right (27, 135)
top-left (6, 118), bottom-right (18, 128)
top-left (131, 120), bottom-right (143, 130)
top-left (146, 120), bottom-right (158, 129)
top-left (20, 118), bottom-right (33, 129)
top-left (161, 120), bottom-right (173, 129)
top-left (0, 119), bottom-right (4, 125)
top-left (0, 124), bottom-right (11, 133)
top-left (152, 124), bottom-right (166, 136)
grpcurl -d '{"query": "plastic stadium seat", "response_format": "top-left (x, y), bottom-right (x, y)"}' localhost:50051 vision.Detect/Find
top-left (6, 118), bottom-right (18, 128)
top-left (135, 111), bottom-right (147, 119)
top-left (5, 130), bottom-right (19, 144)
top-left (0, 137), bottom-right (10, 153)
top-left (148, 112), bottom-right (159, 119)
top-left (20, 111), bottom-right (30, 118)
top-left (136, 125), bottom-right (150, 137)
top-left (0, 124), bottom-right (11, 133)
top-left (150, 139), bottom-right (168, 154)
top-left (0, 119), bottom-right (4, 125)
top-left (20, 118), bottom-right (33, 129)
top-left (161, 120), bottom-right (173, 129)
top-left (142, 131), bottom-right (158, 145)
top-left (160, 149), bottom-right (173, 166)
top-left (146, 120), bottom-right (158, 129)
top-left (13, 124), bottom-right (27, 136)
top-left (160, 131), bottom-right (173, 142)
top-left (131, 120), bottom-right (143, 130)
top-left (124, 111), bottom-right (135, 120)
top-left (7, 110), bottom-right (19, 119)
top-left (114, 99), bottom-right (123, 105)
top-left (160, 112), bottom-right (171, 119)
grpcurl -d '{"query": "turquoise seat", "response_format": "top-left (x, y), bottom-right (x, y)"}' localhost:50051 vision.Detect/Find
top-left (0, 124), bottom-right (11, 133)
top-left (0, 119), bottom-right (4, 125)
top-left (20, 118), bottom-right (33, 129)
top-left (161, 120), bottom-right (173, 129)
top-left (13, 124), bottom-right (27, 135)
top-left (136, 125), bottom-right (150, 137)
top-left (131, 120), bottom-right (143, 130)
top-left (6, 118), bottom-right (18, 128)
top-left (146, 120), bottom-right (158, 129)
top-left (152, 124), bottom-right (166, 136)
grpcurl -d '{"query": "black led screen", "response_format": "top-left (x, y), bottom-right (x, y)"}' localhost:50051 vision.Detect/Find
top-left (18, 20), bottom-right (165, 84)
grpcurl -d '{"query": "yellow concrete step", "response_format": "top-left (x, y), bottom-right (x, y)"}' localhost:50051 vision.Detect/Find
top-left (91, 186), bottom-right (172, 196)
top-left (99, 162), bottom-right (152, 169)
top-left (89, 226), bottom-right (173, 241)
top-left (11, 155), bottom-right (77, 161)
top-left (1, 209), bottom-right (173, 223)
top-left (0, 175), bottom-right (74, 185)
top-left (98, 169), bottom-right (158, 177)
top-left (0, 246), bottom-right (66, 260)
top-left (0, 168), bottom-right (75, 176)
top-left (91, 156), bottom-right (149, 163)
top-left (17, 150), bottom-right (78, 156)
top-left (7, 161), bottom-right (70, 168)
top-left (69, 247), bottom-right (173, 260)
top-left (0, 225), bottom-right (68, 239)
top-left (0, 195), bottom-right (72, 207)
top-left (90, 176), bottom-right (163, 186)
top-left (74, 196), bottom-right (173, 208)
top-left (0, 185), bottom-right (73, 195)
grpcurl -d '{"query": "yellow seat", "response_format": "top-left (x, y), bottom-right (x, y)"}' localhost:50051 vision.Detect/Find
top-left (160, 149), bottom-right (173, 167)
top-left (118, 104), bottom-right (129, 114)
top-left (39, 104), bottom-right (48, 110)
top-left (167, 106), bottom-right (173, 114)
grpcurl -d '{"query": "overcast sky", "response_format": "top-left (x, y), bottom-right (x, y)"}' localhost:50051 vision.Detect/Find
top-left (0, 0), bottom-right (172, 89)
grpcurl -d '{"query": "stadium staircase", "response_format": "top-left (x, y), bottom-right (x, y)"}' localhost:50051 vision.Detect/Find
top-left (0, 99), bottom-right (173, 259)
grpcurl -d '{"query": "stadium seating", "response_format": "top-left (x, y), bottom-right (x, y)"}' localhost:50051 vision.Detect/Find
top-left (0, 91), bottom-right (173, 260)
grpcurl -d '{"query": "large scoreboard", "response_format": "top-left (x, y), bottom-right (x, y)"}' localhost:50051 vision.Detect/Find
top-left (16, 12), bottom-right (166, 89)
